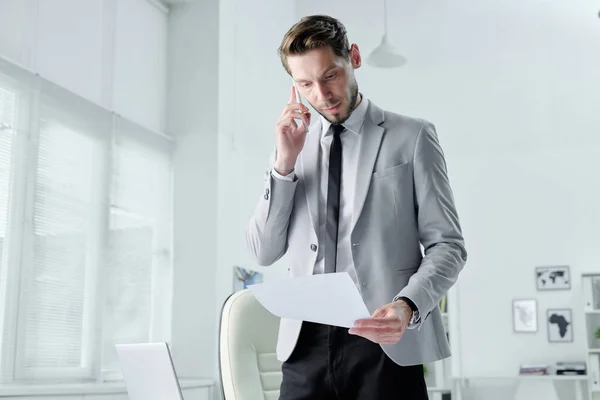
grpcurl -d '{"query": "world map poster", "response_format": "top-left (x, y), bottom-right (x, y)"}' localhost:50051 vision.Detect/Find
top-left (536, 266), bottom-right (571, 291)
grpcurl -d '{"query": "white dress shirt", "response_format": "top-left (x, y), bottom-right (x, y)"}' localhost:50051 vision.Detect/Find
top-left (272, 96), bottom-right (370, 291)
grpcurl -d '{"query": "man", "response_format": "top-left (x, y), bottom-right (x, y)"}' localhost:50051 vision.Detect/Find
top-left (246, 14), bottom-right (467, 400)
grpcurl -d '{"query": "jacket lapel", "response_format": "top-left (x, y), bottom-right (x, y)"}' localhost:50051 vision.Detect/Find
top-left (300, 118), bottom-right (322, 236)
top-left (351, 102), bottom-right (385, 232)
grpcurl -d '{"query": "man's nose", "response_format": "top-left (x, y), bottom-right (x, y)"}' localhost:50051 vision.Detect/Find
top-left (315, 83), bottom-right (330, 103)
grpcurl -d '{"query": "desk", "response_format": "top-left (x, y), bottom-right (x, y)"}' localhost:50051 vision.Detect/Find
top-left (0, 378), bottom-right (216, 399)
top-left (454, 375), bottom-right (587, 400)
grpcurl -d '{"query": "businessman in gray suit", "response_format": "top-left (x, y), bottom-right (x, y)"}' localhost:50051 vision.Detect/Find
top-left (246, 14), bottom-right (467, 400)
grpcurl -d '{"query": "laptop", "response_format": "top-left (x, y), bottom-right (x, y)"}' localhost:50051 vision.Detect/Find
top-left (116, 342), bottom-right (184, 400)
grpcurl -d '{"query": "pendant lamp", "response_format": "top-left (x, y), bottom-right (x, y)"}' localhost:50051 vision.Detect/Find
top-left (367, 0), bottom-right (407, 68)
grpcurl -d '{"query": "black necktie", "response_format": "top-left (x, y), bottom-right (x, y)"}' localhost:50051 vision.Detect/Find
top-left (324, 124), bottom-right (344, 274)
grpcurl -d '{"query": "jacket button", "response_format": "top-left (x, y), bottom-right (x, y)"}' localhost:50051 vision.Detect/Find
top-left (310, 244), bottom-right (317, 252)
top-left (265, 188), bottom-right (270, 195)
top-left (264, 193), bottom-right (269, 200)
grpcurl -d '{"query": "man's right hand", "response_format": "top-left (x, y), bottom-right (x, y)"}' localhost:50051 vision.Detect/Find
top-left (274, 86), bottom-right (311, 175)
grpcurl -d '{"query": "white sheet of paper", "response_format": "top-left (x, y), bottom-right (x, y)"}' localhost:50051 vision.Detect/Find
top-left (248, 272), bottom-right (371, 328)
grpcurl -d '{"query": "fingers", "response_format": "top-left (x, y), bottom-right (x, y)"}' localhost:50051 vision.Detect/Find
top-left (349, 319), bottom-right (405, 343)
top-left (276, 114), bottom-right (311, 135)
top-left (371, 307), bottom-right (388, 318)
top-left (288, 109), bottom-right (310, 125)
top-left (282, 102), bottom-right (309, 116)
top-left (354, 317), bottom-right (400, 328)
top-left (349, 325), bottom-right (402, 336)
top-left (278, 88), bottom-right (310, 136)
top-left (279, 106), bottom-right (310, 128)
top-left (298, 111), bottom-right (310, 128)
top-left (350, 330), bottom-right (403, 344)
top-left (377, 337), bottom-right (401, 345)
top-left (279, 107), bottom-right (310, 129)
top-left (276, 116), bottom-right (298, 132)
top-left (349, 323), bottom-right (405, 337)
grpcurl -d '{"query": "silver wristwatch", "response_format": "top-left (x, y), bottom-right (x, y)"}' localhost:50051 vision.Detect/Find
top-left (409, 308), bottom-right (421, 326)
top-left (395, 296), bottom-right (420, 326)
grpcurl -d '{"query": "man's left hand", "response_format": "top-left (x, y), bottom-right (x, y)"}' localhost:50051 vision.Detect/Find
top-left (348, 300), bottom-right (412, 344)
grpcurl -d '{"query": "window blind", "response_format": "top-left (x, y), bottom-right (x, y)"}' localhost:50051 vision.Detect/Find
top-left (20, 115), bottom-right (103, 377)
top-left (0, 86), bottom-right (15, 238)
top-left (0, 57), bottom-right (174, 385)
top-left (0, 85), bottom-right (16, 342)
top-left (101, 122), bottom-right (172, 376)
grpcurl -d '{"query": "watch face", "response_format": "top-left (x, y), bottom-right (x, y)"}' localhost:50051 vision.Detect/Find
top-left (411, 310), bottom-right (420, 324)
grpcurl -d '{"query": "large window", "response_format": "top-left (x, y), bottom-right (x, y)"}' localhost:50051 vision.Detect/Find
top-left (0, 58), bottom-right (173, 384)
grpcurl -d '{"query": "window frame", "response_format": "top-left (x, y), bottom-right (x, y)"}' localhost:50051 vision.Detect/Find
top-left (13, 109), bottom-right (110, 382)
top-left (0, 60), bottom-right (174, 385)
top-left (0, 71), bottom-right (34, 384)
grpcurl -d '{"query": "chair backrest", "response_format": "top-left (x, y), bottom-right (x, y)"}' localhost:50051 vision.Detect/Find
top-left (219, 289), bottom-right (282, 400)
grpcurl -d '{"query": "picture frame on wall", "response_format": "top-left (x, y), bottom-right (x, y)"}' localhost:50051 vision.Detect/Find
top-left (513, 299), bottom-right (538, 333)
top-left (535, 265), bottom-right (571, 291)
top-left (233, 265), bottom-right (264, 292)
top-left (547, 308), bottom-right (573, 343)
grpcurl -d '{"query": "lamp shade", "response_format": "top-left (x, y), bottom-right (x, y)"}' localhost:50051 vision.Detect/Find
top-left (367, 34), bottom-right (407, 68)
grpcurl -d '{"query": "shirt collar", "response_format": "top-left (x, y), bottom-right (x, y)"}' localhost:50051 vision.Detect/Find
top-left (320, 94), bottom-right (369, 137)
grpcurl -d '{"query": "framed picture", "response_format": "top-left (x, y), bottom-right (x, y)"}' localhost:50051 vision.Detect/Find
top-left (233, 266), bottom-right (264, 292)
top-left (535, 266), bottom-right (571, 291)
top-left (439, 295), bottom-right (447, 313)
top-left (513, 299), bottom-right (538, 333)
top-left (547, 308), bottom-right (573, 343)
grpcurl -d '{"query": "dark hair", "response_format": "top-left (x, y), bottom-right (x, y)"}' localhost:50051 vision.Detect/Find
top-left (278, 15), bottom-right (350, 75)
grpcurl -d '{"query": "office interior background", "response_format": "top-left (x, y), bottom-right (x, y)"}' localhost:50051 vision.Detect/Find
top-left (0, 0), bottom-right (598, 399)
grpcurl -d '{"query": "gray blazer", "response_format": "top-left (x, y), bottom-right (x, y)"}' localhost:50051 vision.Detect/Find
top-left (246, 100), bottom-right (467, 366)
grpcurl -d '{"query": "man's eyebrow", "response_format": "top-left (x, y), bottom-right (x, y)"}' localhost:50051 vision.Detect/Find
top-left (295, 65), bottom-right (340, 83)
top-left (321, 65), bottom-right (338, 76)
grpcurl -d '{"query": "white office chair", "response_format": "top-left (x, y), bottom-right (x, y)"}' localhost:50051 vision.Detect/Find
top-left (219, 289), bottom-right (282, 400)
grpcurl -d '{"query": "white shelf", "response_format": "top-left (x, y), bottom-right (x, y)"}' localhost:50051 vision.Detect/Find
top-left (427, 298), bottom-right (451, 400)
top-left (582, 273), bottom-right (600, 400)
top-left (427, 386), bottom-right (452, 393)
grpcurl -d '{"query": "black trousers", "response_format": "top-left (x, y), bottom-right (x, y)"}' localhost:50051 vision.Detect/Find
top-left (279, 321), bottom-right (429, 400)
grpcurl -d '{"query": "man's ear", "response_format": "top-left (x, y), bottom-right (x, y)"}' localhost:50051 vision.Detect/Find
top-left (349, 44), bottom-right (361, 69)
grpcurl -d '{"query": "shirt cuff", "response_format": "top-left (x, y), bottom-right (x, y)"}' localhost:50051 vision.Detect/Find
top-left (271, 168), bottom-right (296, 181)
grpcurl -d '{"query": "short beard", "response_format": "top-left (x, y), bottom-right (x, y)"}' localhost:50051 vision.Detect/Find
top-left (319, 79), bottom-right (359, 125)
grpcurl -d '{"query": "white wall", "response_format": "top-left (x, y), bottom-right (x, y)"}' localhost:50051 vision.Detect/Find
top-left (216, 0), bottom-right (297, 342)
top-left (165, 0), bottom-right (300, 389)
top-left (295, 0), bottom-right (600, 380)
top-left (167, 0), bottom-right (219, 382)
top-left (216, 0), bottom-right (600, 384)
top-left (0, 0), bottom-right (167, 133)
